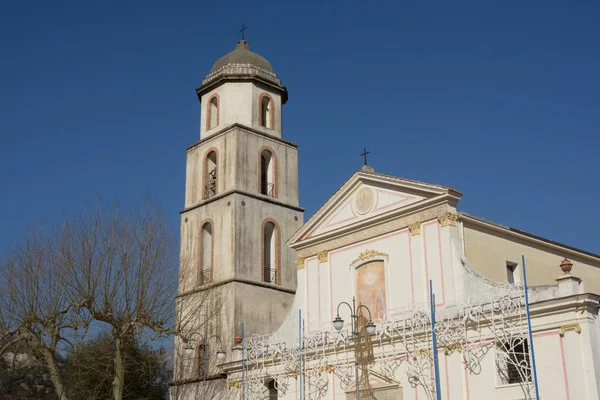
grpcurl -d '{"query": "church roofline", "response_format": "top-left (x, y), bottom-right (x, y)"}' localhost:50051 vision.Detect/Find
top-left (288, 169), bottom-right (461, 248)
top-left (459, 212), bottom-right (600, 262)
top-left (186, 123), bottom-right (298, 152)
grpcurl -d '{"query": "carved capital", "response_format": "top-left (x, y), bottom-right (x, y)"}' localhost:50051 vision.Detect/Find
top-left (227, 380), bottom-right (241, 389)
top-left (408, 222), bottom-right (421, 236)
top-left (438, 212), bottom-right (458, 227)
top-left (318, 251), bottom-right (328, 263)
top-left (352, 249), bottom-right (389, 265)
top-left (443, 342), bottom-right (463, 355)
top-left (559, 323), bottom-right (581, 336)
top-left (295, 257), bottom-right (306, 270)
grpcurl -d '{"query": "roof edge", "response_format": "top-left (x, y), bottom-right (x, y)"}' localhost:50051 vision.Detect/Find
top-left (459, 212), bottom-right (600, 262)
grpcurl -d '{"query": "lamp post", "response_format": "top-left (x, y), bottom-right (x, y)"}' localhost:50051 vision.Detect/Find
top-left (184, 332), bottom-right (226, 400)
top-left (333, 297), bottom-right (376, 400)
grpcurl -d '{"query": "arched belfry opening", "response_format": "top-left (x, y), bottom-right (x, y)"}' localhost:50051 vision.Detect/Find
top-left (262, 221), bottom-right (279, 284)
top-left (204, 150), bottom-right (217, 199)
top-left (199, 222), bottom-right (213, 285)
top-left (207, 95), bottom-right (219, 130)
top-left (259, 94), bottom-right (273, 129)
top-left (260, 150), bottom-right (276, 197)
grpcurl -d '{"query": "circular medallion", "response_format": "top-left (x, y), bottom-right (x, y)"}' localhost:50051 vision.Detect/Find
top-left (354, 187), bottom-right (375, 215)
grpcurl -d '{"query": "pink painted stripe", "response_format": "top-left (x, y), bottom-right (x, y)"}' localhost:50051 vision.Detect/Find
top-left (408, 232), bottom-right (416, 306)
top-left (329, 253), bottom-right (334, 324)
top-left (317, 258), bottom-right (322, 324)
top-left (436, 223), bottom-right (447, 306)
top-left (559, 335), bottom-right (571, 400)
top-left (304, 258), bottom-right (309, 327)
top-left (444, 352), bottom-right (451, 400)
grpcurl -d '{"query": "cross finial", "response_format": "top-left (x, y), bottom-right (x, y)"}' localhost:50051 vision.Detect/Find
top-left (361, 148), bottom-right (370, 166)
top-left (239, 24), bottom-right (247, 40)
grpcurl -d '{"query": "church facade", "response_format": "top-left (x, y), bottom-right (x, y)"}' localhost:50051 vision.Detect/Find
top-left (171, 40), bottom-right (600, 400)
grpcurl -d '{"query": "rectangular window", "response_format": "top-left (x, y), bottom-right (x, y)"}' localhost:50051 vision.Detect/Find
top-left (506, 262), bottom-right (518, 284)
top-left (496, 338), bottom-right (532, 385)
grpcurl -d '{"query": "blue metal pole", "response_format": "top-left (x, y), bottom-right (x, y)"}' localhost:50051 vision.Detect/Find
top-left (299, 309), bottom-right (303, 400)
top-left (241, 323), bottom-right (245, 400)
top-left (522, 255), bottom-right (540, 400)
top-left (429, 280), bottom-right (442, 400)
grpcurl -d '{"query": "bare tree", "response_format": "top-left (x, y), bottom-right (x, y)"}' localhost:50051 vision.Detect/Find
top-left (55, 202), bottom-right (182, 400)
top-left (0, 228), bottom-right (85, 400)
top-left (1, 201), bottom-right (223, 400)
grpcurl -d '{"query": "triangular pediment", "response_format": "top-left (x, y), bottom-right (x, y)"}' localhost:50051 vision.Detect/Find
top-left (289, 170), bottom-right (461, 248)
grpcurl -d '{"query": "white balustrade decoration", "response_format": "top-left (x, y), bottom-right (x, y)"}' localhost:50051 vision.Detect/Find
top-left (237, 283), bottom-right (534, 399)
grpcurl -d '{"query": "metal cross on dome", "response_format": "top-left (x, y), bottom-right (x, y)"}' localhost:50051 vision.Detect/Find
top-left (239, 24), bottom-right (247, 40)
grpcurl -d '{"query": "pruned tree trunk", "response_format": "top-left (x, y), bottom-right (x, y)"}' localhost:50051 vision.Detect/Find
top-left (41, 347), bottom-right (70, 400)
top-left (112, 335), bottom-right (125, 400)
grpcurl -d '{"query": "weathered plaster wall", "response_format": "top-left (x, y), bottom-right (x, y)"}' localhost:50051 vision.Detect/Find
top-left (461, 221), bottom-right (600, 294)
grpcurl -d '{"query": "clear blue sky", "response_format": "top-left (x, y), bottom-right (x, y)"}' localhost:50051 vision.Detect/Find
top-left (1, 0), bottom-right (599, 256)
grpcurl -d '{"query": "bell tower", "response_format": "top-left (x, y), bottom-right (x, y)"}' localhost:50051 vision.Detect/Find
top-left (174, 39), bottom-right (303, 394)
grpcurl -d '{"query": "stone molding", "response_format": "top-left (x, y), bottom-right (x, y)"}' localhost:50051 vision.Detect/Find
top-left (297, 203), bottom-right (450, 257)
top-left (351, 249), bottom-right (389, 265)
top-left (295, 257), bottom-right (306, 270)
top-left (318, 251), bottom-right (328, 263)
top-left (438, 212), bottom-right (458, 227)
top-left (408, 222), bottom-right (421, 236)
top-left (202, 63), bottom-right (281, 86)
top-left (559, 323), bottom-right (581, 336)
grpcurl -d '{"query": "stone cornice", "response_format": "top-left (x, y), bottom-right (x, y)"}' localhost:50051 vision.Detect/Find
top-left (295, 203), bottom-right (451, 258)
top-left (169, 374), bottom-right (227, 387)
top-left (196, 72), bottom-right (288, 103)
top-left (180, 189), bottom-right (304, 215)
top-left (175, 277), bottom-right (296, 299)
top-left (186, 123), bottom-right (298, 152)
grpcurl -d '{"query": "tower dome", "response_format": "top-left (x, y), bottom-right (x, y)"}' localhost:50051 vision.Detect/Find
top-left (210, 40), bottom-right (273, 73)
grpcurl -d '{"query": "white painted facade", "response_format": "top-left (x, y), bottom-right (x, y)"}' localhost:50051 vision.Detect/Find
top-left (173, 41), bottom-right (600, 400)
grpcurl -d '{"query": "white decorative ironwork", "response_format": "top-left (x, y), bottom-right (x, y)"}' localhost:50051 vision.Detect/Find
top-left (239, 283), bottom-right (535, 399)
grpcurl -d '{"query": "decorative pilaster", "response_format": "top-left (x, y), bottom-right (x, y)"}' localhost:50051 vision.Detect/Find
top-left (295, 256), bottom-right (306, 270)
top-left (438, 212), bottom-right (458, 227)
top-left (318, 251), bottom-right (328, 263)
top-left (408, 222), bottom-right (421, 236)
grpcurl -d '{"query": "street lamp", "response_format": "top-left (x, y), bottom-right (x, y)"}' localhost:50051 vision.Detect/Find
top-left (183, 332), bottom-right (226, 400)
top-left (333, 297), bottom-right (376, 400)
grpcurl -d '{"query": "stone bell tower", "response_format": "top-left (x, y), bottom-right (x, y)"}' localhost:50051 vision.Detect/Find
top-left (174, 39), bottom-right (303, 393)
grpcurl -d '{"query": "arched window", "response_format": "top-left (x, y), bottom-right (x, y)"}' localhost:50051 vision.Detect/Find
top-left (259, 94), bottom-right (273, 129)
top-left (207, 95), bottom-right (219, 130)
top-left (260, 149), bottom-right (276, 197)
top-left (198, 222), bottom-right (213, 285)
top-left (262, 220), bottom-right (280, 284)
top-left (203, 150), bottom-right (217, 199)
